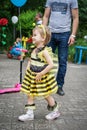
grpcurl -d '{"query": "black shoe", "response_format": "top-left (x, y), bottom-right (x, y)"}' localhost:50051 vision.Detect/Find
top-left (57, 87), bottom-right (65, 96)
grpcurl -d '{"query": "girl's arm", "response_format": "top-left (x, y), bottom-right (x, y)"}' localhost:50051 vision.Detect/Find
top-left (35, 49), bottom-right (53, 81)
top-left (26, 58), bottom-right (31, 70)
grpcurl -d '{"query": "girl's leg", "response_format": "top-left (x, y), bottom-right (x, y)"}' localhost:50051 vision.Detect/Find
top-left (27, 95), bottom-right (34, 106)
top-left (45, 96), bottom-right (60, 120)
top-left (45, 95), bottom-right (55, 106)
top-left (18, 95), bottom-right (35, 122)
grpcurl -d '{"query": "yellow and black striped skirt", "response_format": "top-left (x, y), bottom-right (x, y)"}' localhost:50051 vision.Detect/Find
top-left (21, 68), bottom-right (58, 99)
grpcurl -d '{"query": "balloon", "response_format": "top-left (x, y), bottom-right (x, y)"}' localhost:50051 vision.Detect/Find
top-left (11, 16), bottom-right (18, 24)
top-left (2, 34), bottom-right (6, 38)
top-left (10, 0), bottom-right (27, 7)
top-left (32, 23), bottom-right (36, 27)
top-left (84, 35), bottom-right (87, 40)
top-left (2, 27), bottom-right (6, 31)
top-left (2, 41), bottom-right (6, 45)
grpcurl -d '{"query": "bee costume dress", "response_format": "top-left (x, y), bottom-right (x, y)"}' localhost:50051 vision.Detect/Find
top-left (21, 46), bottom-right (58, 99)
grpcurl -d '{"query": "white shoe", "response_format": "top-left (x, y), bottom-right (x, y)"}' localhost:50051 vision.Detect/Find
top-left (18, 113), bottom-right (34, 121)
top-left (45, 111), bottom-right (60, 120)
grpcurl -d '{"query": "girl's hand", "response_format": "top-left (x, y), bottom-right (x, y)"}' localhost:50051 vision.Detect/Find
top-left (35, 72), bottom-right (43, 82)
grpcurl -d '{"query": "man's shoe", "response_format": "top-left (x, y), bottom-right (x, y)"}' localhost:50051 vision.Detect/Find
top-left (57, 87), bottom-right (65, 96)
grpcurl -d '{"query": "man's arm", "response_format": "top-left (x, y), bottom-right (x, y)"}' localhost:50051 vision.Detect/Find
top-left (68, 8), bottom-right (79, 45)
top-left (71, 8), bottom-right (79, 36)
top-left (42, 7), bottom-right (51, 25)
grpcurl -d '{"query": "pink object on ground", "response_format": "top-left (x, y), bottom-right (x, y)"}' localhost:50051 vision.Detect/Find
top-left (0, 83), bottom-right (21, 94)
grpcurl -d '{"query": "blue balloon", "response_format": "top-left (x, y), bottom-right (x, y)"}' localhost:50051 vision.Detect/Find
top-left (10, 0), bottom-right (27, 7)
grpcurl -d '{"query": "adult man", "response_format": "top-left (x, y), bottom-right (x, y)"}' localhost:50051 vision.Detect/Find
top-left (43, 0), bottom-right (79, 96)
top-left (35, 12), bottom-right (42, 25)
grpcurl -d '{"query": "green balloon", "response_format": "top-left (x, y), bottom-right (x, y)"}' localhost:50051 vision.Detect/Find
top-left (2, 41), bottom-right (6, 45)
top-left (2, 34), bottom-right (6, 38)
top-left (2, 27), bottom-right (6, 31)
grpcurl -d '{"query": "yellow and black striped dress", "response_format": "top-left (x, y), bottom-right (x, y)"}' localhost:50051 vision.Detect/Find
top-left (21, 46), bottom-right (58, 99)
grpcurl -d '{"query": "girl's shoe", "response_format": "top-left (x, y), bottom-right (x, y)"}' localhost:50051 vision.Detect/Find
top-left (18, 110), bottom-right (34, 121)
top-left (45, 111), bottom-right (60, 120)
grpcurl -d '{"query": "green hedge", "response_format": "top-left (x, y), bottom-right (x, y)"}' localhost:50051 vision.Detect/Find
top-left (17, 10), bottom-right (38, 37)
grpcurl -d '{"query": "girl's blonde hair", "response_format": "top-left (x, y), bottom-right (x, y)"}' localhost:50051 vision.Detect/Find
top-left (33, 25), bottom-right (51, 45)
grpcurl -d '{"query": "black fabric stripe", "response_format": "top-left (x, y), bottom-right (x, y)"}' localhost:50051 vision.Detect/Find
top-left (22, 79), bottom-right (56, 89)
top-left (30, 64), bottom-right (48, 72)
top-left (22, 84), bottom-right (57, 94)
top-left (23, 74), bottom-right (55, 85)
top-left (26, 69), bottom-right (50, 80)
top-left (27, 69), bottom-right (36, 76)
top-left (25, 104), bottom-right (35, 107)
top-left (31, 57), bottom-right (44, 63)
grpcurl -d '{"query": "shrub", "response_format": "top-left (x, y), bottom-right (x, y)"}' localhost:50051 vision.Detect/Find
top-left (17, 10), bottom-right (38, 37)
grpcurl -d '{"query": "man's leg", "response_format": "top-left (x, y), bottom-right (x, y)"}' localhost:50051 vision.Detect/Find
top-left (56, 32), bottom-right (70, 95)
top-left (47, 33), bottom-right (57, 53)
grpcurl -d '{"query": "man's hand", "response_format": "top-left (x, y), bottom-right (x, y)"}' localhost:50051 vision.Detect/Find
top-left (68, 35), bottom-right (75, 46)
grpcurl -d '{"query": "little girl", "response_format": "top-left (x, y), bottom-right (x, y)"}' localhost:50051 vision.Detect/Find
top-left (18, 25), bottom-right (60, 121)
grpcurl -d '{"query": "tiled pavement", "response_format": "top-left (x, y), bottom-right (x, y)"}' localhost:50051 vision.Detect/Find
top-left (0, 54), bottom-right (87, 130)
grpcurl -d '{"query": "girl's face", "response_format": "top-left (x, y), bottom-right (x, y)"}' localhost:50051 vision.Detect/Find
top-left (32, 30), bottom-right (44, 46)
